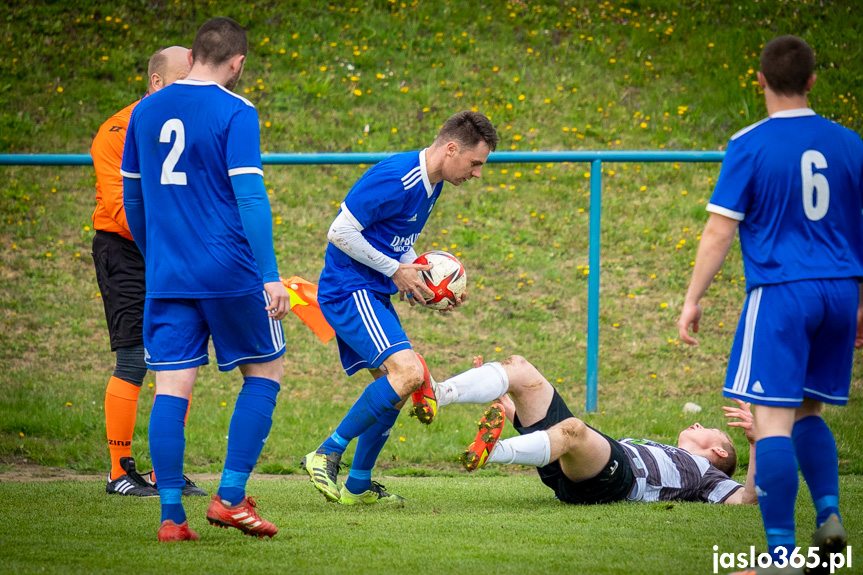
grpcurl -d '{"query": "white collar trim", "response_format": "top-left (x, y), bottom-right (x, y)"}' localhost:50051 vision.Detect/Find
top-left (770, 108), bottom-right (816, 119)
top-left (172, 79), bottom-right (254, 107)
top-left (418, 148), bottom-right (433, 197)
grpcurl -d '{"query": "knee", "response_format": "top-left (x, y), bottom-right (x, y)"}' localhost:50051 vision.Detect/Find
top-left (243, 359), bottom-right (284, 383)
top-left (557, 417), bottom-right (587, 447)
top-left (401, 361), bottom-right (425, 395)
top-left (501, 354), bottom-right (530, 370)
top-left (502, 355), bottom-right (545, 394)
top-left (114, 345), bottom-right (148, 386)
top-left (267, 360), bottom-right (285, 382)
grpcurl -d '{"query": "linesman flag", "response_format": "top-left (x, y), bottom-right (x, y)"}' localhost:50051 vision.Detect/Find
top-left (280, 276), bottom-right (335, 343)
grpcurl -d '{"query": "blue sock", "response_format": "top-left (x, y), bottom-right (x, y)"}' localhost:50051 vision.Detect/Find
top-left (149, 394), bottom-right (189, 524)
top-left (218, 377), bottom-right (280, 506)
top-left (320, 376), bottom-right (401, 455)
top-left (160, 489), bottom-right (184, 524)
top-left (755, 436), bottom-right (798, 563)
top-left (792, 415), bottom-right (840, 527)
top-left (345, 406), bottom-right (400, 494)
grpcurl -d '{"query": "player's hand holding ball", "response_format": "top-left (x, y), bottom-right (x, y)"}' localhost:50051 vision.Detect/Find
top-left (412, 251), bottom-right (467, 312)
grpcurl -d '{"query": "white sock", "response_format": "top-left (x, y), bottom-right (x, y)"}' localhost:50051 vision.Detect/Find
top-left (436, 362), bottom-right (509, 407)
top-left (486, 430), bottom-right (551, 467)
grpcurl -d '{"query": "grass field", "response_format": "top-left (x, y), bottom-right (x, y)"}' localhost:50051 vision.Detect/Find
top-left (1, 475), bottom-right (861, 575)
top-left (1, 0), bottom-right (862, 573)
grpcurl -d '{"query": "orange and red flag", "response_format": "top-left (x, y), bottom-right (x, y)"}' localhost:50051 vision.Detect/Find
top-left (280, 276), bottom-right (335, 343)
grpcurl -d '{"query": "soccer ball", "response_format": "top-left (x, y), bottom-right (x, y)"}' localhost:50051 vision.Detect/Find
top-left (414, 251), bottom-right (467, 310)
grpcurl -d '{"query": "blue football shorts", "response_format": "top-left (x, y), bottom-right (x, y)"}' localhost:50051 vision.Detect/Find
top-left (143, 290), bottom-right (285, 372)
top-left (723, 278), bottom-right (859, 407)
top-left (320, 289), bottom-right (412, 375)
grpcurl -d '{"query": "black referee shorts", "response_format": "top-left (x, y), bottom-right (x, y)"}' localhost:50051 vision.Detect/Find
top-left (92, 230), bottom-right (145, 351)
top-left (513, 387), bottom-right (634, 505)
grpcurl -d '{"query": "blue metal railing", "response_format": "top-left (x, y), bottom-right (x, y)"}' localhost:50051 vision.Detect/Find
top-left (0, 150), bottom-right (725, 411)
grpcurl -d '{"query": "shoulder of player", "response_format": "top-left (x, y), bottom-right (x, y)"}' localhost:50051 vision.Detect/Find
top-left (729, 117), bottom-right (772, 141)
top-left (360, 151), bottom-right (420, 184)
top-left (96, 99), bottom-right (140, 134)
top-left (382, 151), bottom-right (425, 188)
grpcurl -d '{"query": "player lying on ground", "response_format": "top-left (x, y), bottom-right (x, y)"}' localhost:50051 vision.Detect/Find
top-left (444, 355), bottom-right (757, 505)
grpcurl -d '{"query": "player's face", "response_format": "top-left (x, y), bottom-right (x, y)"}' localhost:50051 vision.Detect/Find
top-left (677, 423), bottom-right (727, 452)
top-left (444, 141), bottom-right (491, 186)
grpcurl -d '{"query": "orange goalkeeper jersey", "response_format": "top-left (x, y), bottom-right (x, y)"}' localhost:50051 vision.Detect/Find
top-left (91, 99), bottom-right (140, 241)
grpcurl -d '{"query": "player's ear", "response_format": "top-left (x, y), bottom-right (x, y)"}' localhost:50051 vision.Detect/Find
top-left (446, 141), bottom-right (458, 157)
top-left (756, 71), bottom-right (767, 90)
top-left (711, 446), bottom-right (729, 459)
top-left (805, 73), bottom-right (816, 92)
top-left (232, 54), bottom-right (246, 74)
top-left (150, 73), bottom-right (163, 92)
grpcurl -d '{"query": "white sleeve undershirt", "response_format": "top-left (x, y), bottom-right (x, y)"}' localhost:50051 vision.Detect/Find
top-left (399, 246), bottom-right (418, 265)
top-left (327, 204), bottom-right (400, 277)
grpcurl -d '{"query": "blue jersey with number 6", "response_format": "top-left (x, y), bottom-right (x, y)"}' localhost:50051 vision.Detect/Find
top-left (120, 79), bottom-right (264, 298)
top-left (707, 109), bottom-right (863, 291)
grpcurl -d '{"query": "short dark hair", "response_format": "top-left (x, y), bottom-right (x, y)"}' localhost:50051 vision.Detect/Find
top-left (436, 111), bottom-right (499, 152)
top-left (191, 17), bottom-right (247, 66)
top-left (760, 35), bottom-right (815, 96)
top-left (713, 434), bottom-right (738, 478)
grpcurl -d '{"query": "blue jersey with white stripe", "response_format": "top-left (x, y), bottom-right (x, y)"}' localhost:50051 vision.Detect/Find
top-left (318, 150), bottom-right (444, 303)
top-left (121, 80), bottom-right (265, 298)
top-left (707, 109), bottom-right (863, 291)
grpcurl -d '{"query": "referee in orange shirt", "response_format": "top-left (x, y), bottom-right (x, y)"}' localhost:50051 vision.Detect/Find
top-left (92, 46), bottom-right (204, 497)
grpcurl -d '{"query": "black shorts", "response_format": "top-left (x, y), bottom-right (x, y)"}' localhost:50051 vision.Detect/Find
top-left (513, 388), bottom-right (634, 505)
top-left (92, 231), bottom-right (145, 351)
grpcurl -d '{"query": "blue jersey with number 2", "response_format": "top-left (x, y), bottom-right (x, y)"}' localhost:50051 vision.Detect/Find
top-left (707, 109), bottom-right (863, 291)
top-left (121, 79), bottom-right (265, 298)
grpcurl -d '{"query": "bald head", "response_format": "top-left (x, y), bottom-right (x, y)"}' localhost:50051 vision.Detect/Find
top-left (147, 46), bottom-right (191, 94)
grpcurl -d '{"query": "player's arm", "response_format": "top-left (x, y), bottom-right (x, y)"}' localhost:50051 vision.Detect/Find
top-left (232, 173), bottom-right (288, 320)
top-left (122, 175), bottom-right (145, 256)
top-left (327, 208), bottom-right (433, 305)
top-left (722, 399), bottom-right (757, 505)
top-left (92, 121), bottom-right (131, 234)
top-left (678, 213), bottom-right (739, 345)
top-left (120, 111), bottom-right (145, 254)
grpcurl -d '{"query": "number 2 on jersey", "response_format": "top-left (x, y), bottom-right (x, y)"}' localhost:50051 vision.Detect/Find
top-left (801, 150), bottom-right (828, 221)
top-left (160, 119), bottom-right (187, 185)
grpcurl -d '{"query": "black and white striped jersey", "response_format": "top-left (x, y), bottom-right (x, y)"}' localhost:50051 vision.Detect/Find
top-left (618, 438), bottom-right (742, 503)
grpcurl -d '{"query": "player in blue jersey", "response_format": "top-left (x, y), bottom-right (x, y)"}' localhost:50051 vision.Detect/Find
top-left (678, 36), bottom-right (862, 573)
top-left (121, 17), bottom-right (288, 542)
top-left (302, 111), bottom-right (499, 505)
